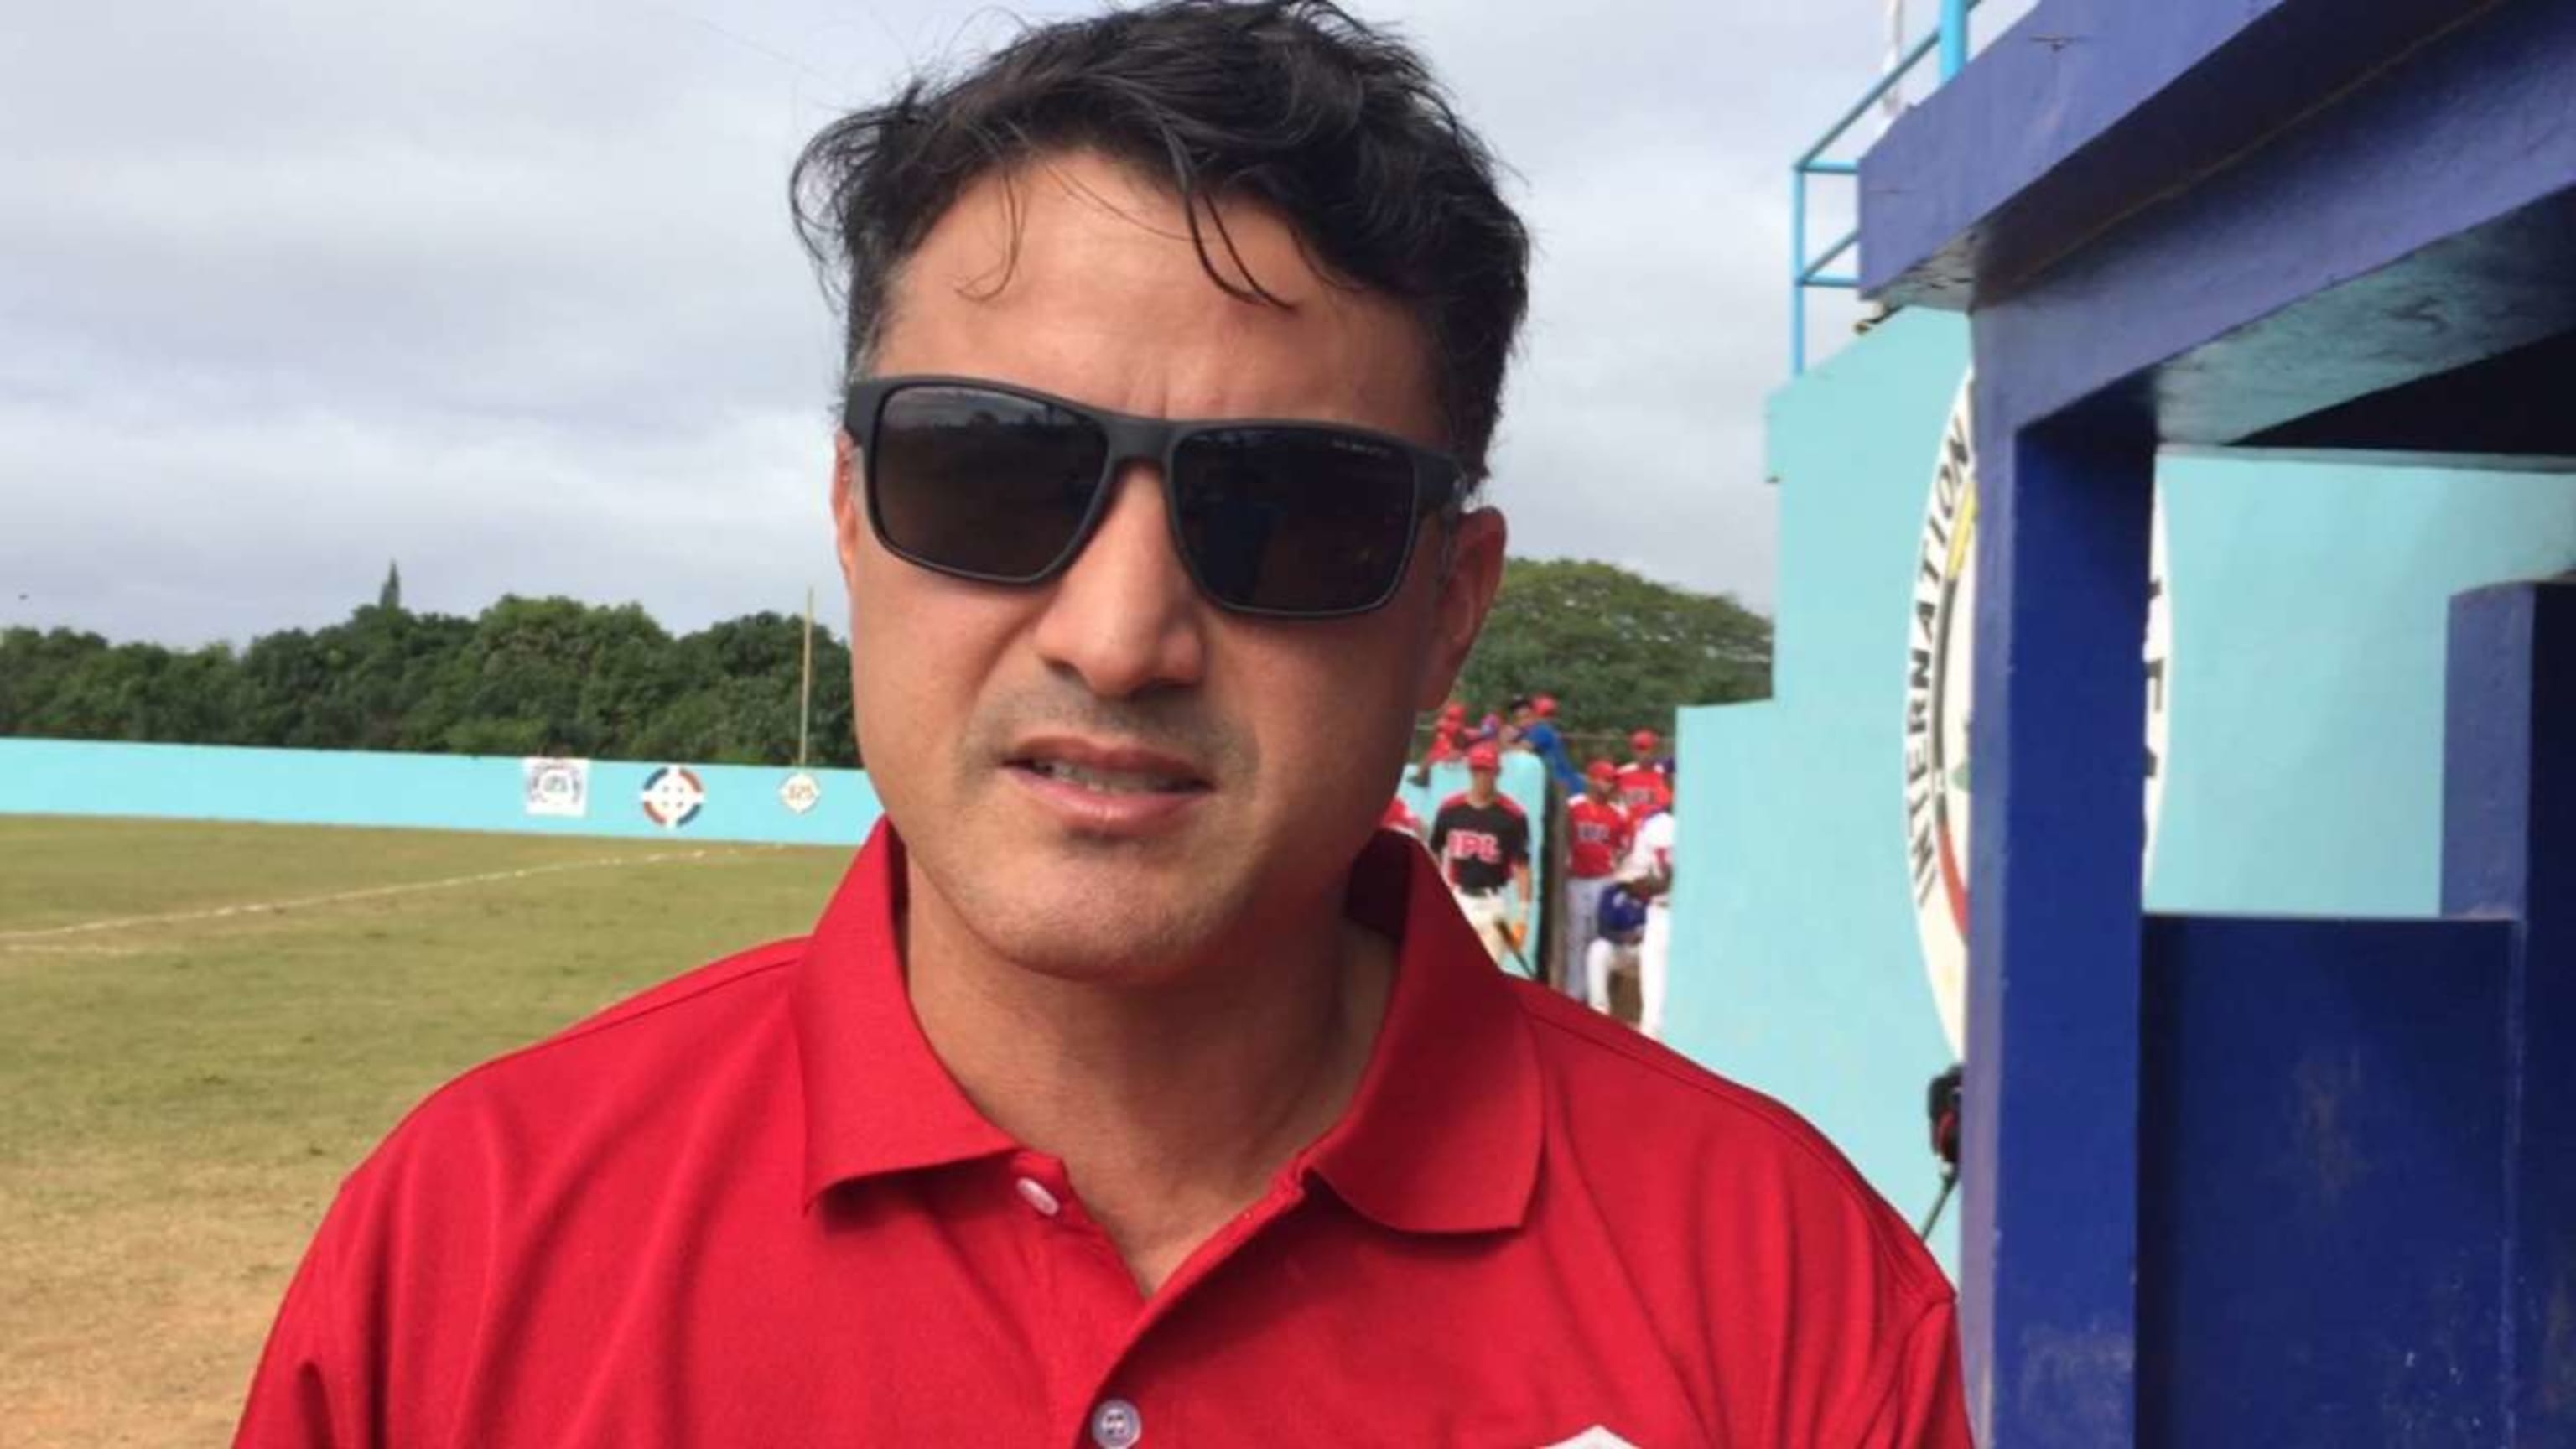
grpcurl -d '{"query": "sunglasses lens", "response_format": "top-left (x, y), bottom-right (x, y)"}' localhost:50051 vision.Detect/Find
top-left (1171, 429), bottom-right (1424, 615)
top-left (869, 385), bottom-right (1108, 581)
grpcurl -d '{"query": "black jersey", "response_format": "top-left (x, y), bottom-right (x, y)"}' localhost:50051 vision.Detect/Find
top-left (1426, 793), bottom-right (1530, 893)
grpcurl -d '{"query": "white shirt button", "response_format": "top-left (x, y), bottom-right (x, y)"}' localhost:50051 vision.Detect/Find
top-left (1014, 1176), bottom-right (1062, 1217)
top-left (1090, 1399), bottom-right (1142, 1449)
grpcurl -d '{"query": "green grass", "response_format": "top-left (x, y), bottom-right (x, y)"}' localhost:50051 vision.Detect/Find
top-left (0, 817), bottom-right (853, 1447)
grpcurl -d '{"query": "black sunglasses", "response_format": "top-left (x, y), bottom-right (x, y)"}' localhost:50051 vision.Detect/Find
top-left (843, 376), bottom-right (1467, 619)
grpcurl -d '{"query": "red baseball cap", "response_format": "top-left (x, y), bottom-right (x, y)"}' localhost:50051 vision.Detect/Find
top-left (1585, 759), bottom-right (1618, 783)
top-left (1534, 695), bottom-right (1558, 718)
top-left (1466, 743), bottom-right (1501, 771)
top-left (1631, 729), bottom-right (1660, 754)
top-left (1441, 701), bottom-right (1468, 722)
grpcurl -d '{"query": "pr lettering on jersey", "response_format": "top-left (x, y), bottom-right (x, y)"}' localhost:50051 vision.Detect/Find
top-left (1446, 831), bottom-right (1504, 865)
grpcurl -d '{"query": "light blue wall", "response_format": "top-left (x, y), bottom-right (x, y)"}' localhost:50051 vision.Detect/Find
top-left (1669, 314), bottom-right (1974, 1262)
top-left (0, 738), bottom-right (883, 847)
top-left (1667, 309), bottom-right (2576, 1271)
top-left (2148, 463), bottom-right (2576, 915)
top-left (0, 737), bottom-right (1549, 927)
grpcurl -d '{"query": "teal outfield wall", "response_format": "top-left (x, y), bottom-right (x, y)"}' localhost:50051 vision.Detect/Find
top-left (1668, 310), bottom-right (2576, 1268)
top-left (0, 739), bottom-right (886, 846)
top-left (0, 737), bottom-right (1546, 914)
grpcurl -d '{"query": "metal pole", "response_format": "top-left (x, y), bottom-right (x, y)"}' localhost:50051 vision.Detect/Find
top-left (1882, 0), bottom-right (1907, 128)
top-left (1940, 0), bottom-right (1969, 79)
top-left (1791, 167), bottom-right (1809, 375)
top-left (797, 586), bottom-right (815, 770)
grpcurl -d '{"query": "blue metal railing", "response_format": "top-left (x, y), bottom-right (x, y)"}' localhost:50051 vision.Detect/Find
top-left (1790, 0), bottom-right (1977, 374)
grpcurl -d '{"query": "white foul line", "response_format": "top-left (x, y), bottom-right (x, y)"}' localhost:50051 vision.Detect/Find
top-left (0, 846), bottom-right (768, 945)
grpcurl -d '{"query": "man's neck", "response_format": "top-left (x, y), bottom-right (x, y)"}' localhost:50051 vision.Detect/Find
top-left (1467, 785), bottom-right (1497, 806)
top-left (901, 867), bottom-right (1392, 1296)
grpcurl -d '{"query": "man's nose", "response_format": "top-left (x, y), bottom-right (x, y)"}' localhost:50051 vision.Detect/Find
top-left (1029, 462), bottom-right (1209, 699)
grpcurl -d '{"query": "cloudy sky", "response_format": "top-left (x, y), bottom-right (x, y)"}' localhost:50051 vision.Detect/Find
top-left (2, 0), bottom-right (2033, 647)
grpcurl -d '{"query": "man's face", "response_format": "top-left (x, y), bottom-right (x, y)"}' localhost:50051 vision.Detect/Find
top-left (834, 150), bottom-right (1506, 984)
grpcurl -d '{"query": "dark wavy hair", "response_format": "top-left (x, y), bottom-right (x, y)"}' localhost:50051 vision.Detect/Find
top-left (789, 0), bottom-right (1530, 484)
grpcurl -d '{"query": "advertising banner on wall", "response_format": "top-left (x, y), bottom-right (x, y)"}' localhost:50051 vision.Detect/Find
top-left (522, 757), bottom-right (592, 818)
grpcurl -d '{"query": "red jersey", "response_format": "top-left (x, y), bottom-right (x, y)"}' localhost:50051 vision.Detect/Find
top-left (236, 826), bottom-right (1969, 1448)
top-left (1566, 796), bottom-right (1633, 878)
top-left (1616, 761), bottom-right (1671, 814)
top-left (1424, 727), bottom-right (1463, 764)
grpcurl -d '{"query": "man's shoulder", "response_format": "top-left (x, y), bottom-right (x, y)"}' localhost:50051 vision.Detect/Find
top-left (463, 937), bottom-right (802, 1088)
top-left (1505, 982), bottom-right (1950, 1306)
top-left (346, 938), bottom-right (808, 1194)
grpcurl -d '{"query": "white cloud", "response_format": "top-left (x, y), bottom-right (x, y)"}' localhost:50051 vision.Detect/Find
top-left (0, 0), bottom-right (1975, 643)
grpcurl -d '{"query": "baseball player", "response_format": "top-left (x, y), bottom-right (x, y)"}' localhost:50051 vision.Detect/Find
top-left (1559, 760), bottom-right (1634, 998)
top-left (1426, 743), bottom-right (1533, 969)
top-left (1616, 728), bottom-right (1672, 815)
top-left (1423, 701), bottom-right (1468, 765)
top-left (1584, 880), bottom-right (1652, 1017)
top-left (1380, 793), bottom-right (1424, 840)
top-left (1619, 789), bottom-right (1676, 1040)
top-left (1509, 693), bottom-right (1585, 792)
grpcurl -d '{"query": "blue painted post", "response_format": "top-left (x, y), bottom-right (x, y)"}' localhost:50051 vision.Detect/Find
top-left (1792, 167), bottom-right (1810, 375)
top-left (1940, 0), bottom-right (1970, 80)
top-left (1962, 399), bottom-right (2154, 1446)
top-left (2440, 579), bottom-right (2576, 1443)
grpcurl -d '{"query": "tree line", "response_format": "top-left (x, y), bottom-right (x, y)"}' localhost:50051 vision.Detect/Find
top-left (1449, 558), bottom-right (1774, 750)
top-left (2, 569), bottom-right (857, 766)
top-left (0, 559), bottom-right (1767, 766)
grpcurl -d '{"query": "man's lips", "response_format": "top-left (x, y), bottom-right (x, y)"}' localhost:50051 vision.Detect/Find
top-left (1000, 735), bottom-right (1213, 797)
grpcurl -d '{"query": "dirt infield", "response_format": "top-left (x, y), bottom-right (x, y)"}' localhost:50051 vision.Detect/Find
top-left (0, 817), bottom-right (850, 1446)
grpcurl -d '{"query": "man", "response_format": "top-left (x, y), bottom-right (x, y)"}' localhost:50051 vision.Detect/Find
top-left (1622, 781), bottom-right (1679, 1041)
top-left (1561, 758), bottom-right (1633, 997)
top-left (1424, 700), bottom-right (1468, 764)
top-left (1426, 742), bottom-right (1534, 968)
top-left (1380, 791), bottom-right (1422, 840)
top-left (1617, 726), bottom-right (1673, 814)
top-left (1410, 699), bottom-right (1465, 787)
top-left (237, 5), bottom-right (1967, 1445)
top-left (1511, 692), bottom-right (1585, 792)
top-left (1585, 877), bottom-right (1653, 1019)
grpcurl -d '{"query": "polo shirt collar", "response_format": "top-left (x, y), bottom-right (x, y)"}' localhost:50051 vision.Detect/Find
top-left (1299, 830), bottom-right (1542, 1235)
top-left (794, 823), bottom-right (1015, 1200)
top-left (792, 823), bottom-right (1543, 1236)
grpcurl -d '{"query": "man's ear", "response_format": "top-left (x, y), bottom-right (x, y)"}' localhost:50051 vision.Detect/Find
top-left (1417, 505), bottom-right (1507, 712)
top-left (830, 430), bottom-right (867, 766)
top-left (832, 431), bottom-right (864, 589)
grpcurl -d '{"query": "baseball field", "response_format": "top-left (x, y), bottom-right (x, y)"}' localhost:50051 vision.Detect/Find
top-left (0, 815), bottom-right (854, 1447)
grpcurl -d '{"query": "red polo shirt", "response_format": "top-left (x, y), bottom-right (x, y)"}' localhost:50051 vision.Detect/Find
top-left (237, 826), bottom-right (1968, 1447)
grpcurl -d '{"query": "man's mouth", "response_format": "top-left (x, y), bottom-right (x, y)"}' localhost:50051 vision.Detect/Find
top-left (1003, 736), bottom-right (1214, 799)
top-left (1009, 758), bottom-right (1206, 796)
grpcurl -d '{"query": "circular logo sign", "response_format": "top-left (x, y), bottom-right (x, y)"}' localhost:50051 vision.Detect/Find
top-left (777, 771), bottom-right (823, 816)
top-left (640, 765), bottom-right (707, 830)
top-left (1902, 372), bottom-right (2173, 1057)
